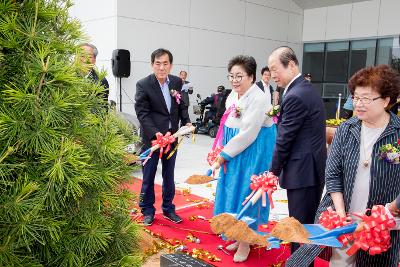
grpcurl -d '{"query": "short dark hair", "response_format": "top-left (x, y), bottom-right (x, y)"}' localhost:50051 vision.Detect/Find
top-left (179, 70), bottom-right (187, 75)
top-left (261, 66), bottom-right (270, 75)
top-left (348, 65), bottom-right (400, 106)
top-left (227, 55), bottom-right (257, 83)
top-left (273, 46), bottom-right (299, 68)
top-left (151, 48), bottom-right (173, 64)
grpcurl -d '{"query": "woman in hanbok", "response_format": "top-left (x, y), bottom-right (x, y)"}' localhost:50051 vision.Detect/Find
top-left (213, 55), bottom-right (276, 262)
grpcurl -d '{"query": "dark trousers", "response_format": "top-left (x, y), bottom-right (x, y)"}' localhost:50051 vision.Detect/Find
top-left (139, 144), bottom-right (177, 216)
top-left (287, 184), bottom-right (324, 260)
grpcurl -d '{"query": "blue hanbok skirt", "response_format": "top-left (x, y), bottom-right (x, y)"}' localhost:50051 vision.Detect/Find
top-left (213, 125), bottom-right (276, 230)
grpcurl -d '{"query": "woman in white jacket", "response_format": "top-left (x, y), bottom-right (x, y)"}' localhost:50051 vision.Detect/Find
top-left (213, 55), bottom-right (276, 262)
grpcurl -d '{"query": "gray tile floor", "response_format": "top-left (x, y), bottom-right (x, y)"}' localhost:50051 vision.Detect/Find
top-left (133, 134), bottom-right (289, 219)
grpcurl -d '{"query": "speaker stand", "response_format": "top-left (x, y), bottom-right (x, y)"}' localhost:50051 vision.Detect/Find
top-left (119, 77), bottom-right (122, 112)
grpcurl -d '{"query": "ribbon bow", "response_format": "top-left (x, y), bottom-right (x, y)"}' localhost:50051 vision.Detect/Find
top-left (151, 132), bottom-right (176, 159)
top-left (319, 207), bottom-right (354, 245)
top-left (347, 205), bottom-right (396, 256)
top-left (207, 146), bottom-right (224, 166)
top-left (243, 172), bottom-right (278, 208)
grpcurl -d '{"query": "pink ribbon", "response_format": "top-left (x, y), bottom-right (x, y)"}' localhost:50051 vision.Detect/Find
top-left (212, 104), bottom-right (237, 150)
top-left (171, 91), bottom-right (181, 104)
top-left (272, 112), bottom-right (280, 124)
top-left (242, 172), bottom-right (279, 208)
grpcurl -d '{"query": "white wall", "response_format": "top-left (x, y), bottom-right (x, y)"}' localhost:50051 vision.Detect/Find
top-left (72, 0), bottom-right (304, 116)
top-left (69, 0), bottom-right (118, 104)
top-left (303, 0), bottom-right (400, 42)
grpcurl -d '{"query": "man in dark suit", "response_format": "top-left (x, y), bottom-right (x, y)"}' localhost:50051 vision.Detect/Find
top-left (135, 48), bottom-right (191, 226)
top-left (268, 47), bottom-right (326, 256)
top-left (179, 70), bottom-right (193, 109)
top-left (256, 66), bottom-right (274, 104)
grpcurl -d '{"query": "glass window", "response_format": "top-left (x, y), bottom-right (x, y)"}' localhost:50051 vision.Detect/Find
top-left (322, 83), bottom-right (347, 99)
top-left (377, 37), bottom-right (400, 72)
top-left (324, 42), bottom-right (349, 82)
top-left (349, 39), bottom-right (376, 77)
top-left (303, 37), bottom-right (399, 118)
top-left (303, 43), bottom-right (324, 82)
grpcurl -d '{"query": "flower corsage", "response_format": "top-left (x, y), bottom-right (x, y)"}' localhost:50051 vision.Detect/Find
top-left (378, 139), bottom-right (400, 164)
top-left (231, 105), bottom-right (242, 118)
top-left (266, 105), bottom-right (280, 124)
top-left (169, 89), bottom-right (181, 104)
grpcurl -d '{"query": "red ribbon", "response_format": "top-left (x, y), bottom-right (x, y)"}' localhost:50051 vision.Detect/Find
top-left (347, 205), bottom-right (396, 256)
top-left (207, 146), bottom-right (224, 166)
top-left (150, 132), bottom-right (176, 159)
top-left (243, 172), bottom-right (279, 208)
top-left (319, 207), bottom-right (354, 246)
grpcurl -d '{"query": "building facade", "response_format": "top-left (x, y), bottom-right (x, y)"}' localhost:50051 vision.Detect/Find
top-left (71, 0), bottom-right (400, 118)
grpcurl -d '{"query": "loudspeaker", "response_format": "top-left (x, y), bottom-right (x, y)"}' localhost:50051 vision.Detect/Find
top-left (112, 49), bottom-right (130, 78)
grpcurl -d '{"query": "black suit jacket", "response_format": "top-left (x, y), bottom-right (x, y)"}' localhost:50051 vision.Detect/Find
top-left (181, 80), bottom-right (190, 107)
top-left (87, 68), bottom-right (109, 101)
top-left (270, 76), bottom-right (326, 189)
top-left (134, 74), bottom-right (190, 151)
top-left (256, 81), bottom-right (273, 104)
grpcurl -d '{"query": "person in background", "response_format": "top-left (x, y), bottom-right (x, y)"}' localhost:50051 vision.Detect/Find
top-left (134, 48), bottom-right (191, 226)
top-left (256, 66), bottom-right (274, 101)
top-left (275, 86), bottom-right (285, 105)
top-left (80, 43), bottom-right (109, 103)
top-left (389, 97), bottom-right (399, 115)
top-left (287, 65), bottom-right (400, 267)
top-left (213, 55), bottom-right (276, 262)
top-left (200, 85), bottom-right (225, 125)
top-left (179, 70), bottom-right (193, 108)
top-left (305, 73), bottom-right (312, 82)
top-left (268, 46), bottom-right (326, 260)
top-left (343, 94), bottom-right (354, 119)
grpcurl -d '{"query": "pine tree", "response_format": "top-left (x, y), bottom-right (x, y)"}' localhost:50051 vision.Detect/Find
top-left (0, 0), bottom-right (141, 266)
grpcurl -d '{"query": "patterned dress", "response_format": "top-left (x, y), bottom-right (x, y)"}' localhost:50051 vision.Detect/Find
top-left (286, 114), bottom-right (400, 267)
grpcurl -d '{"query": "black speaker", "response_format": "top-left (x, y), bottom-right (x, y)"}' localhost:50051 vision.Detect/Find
top-left (112, 49), bottom-right (130, 78)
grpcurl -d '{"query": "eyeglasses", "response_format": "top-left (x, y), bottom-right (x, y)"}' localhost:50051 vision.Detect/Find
top-left (227, 75), bottom-right (245, 82)
top-left (352, 96), bottom-right (381, 105)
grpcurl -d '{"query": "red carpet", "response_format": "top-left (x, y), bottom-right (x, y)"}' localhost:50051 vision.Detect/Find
top-left (124, 178), bottom-right (328, 267)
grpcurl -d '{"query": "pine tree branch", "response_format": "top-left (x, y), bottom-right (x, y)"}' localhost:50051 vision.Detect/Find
top-left (0, 146), bottom-right (14, 164)
top-left (35, 55), bottom-right (49, 109)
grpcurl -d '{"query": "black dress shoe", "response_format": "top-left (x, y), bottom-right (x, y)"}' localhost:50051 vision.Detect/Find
top-left (143, 214), bottom-right (154, 226)
top-left (163, 212), bottom-right (182, 223)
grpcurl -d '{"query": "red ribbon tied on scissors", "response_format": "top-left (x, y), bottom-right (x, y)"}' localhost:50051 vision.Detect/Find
top-left (243, 172), bottom-right (278, 208)
top-left (319, 207), bottom-right (354, 246)
top-left (151, 132), bottom-right (176, 159)
top-left (346, 205), bottom-right (396, 256)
